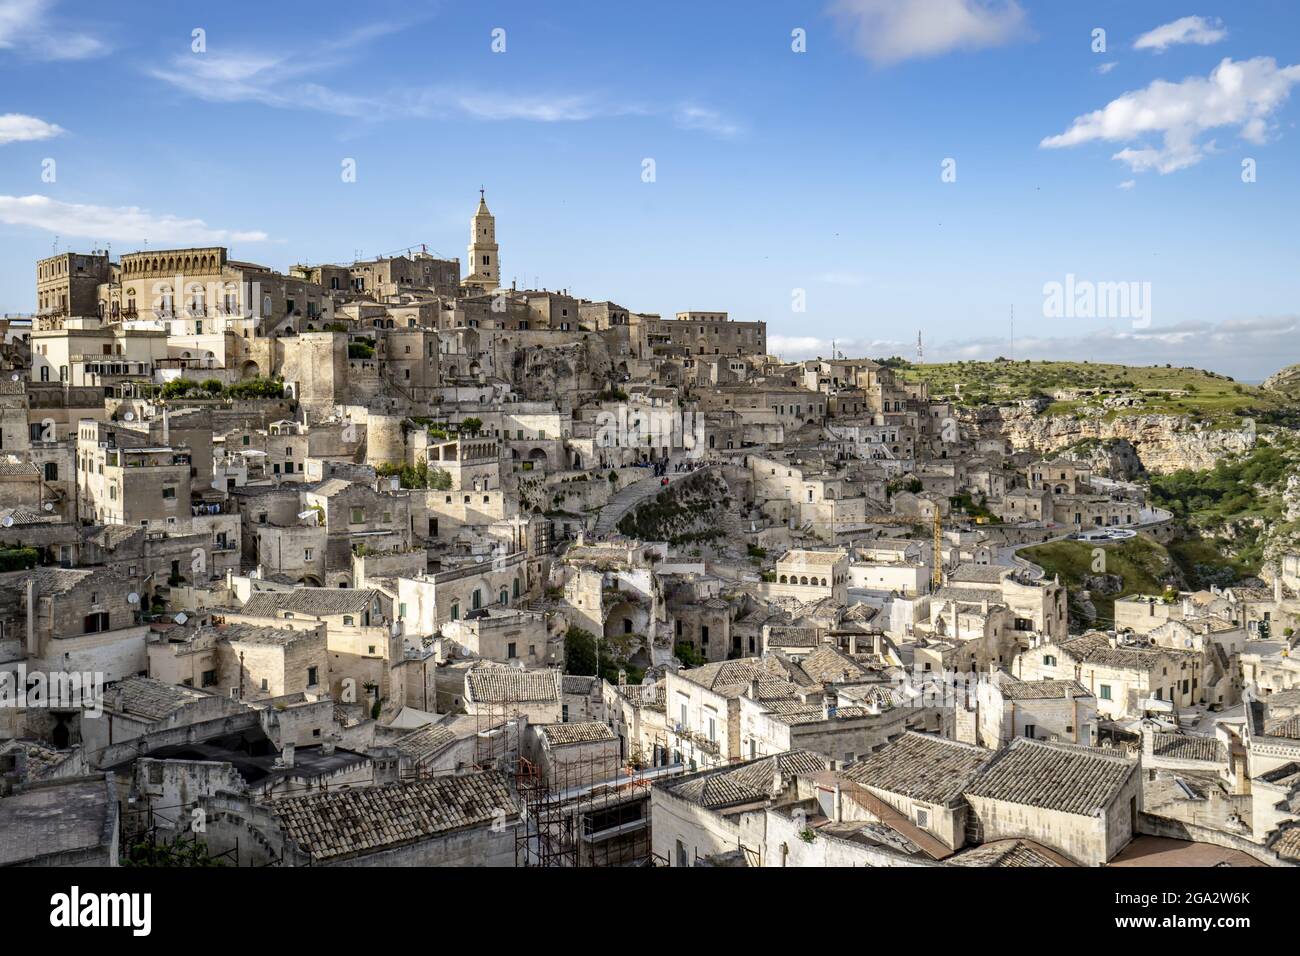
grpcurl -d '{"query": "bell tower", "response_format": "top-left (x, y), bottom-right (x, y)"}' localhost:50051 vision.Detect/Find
top-left (466, 188), bottom-right (499, 291)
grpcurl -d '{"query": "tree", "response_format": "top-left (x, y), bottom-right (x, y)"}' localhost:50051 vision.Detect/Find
top-left (460, 417), bottom-right (483, 436)
top-left (161, 378), bottom-right (198, 398)
top-left (564, 626), bottom-right (599, 675)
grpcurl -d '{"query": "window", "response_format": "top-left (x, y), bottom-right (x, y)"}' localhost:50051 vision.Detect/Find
top-left (1099, 684), bottom-right (1112, 701)
top-left (162, 486), bottom-right (176, 499)
top-left (307, 666), bottom-right (318, 686)
top-left (507, 642), bottom-right (517, 659)
top-left (350, 507), bottom-right (364, 523)
top-left (471, 589), bottom-right (482, 610)
top-left (1043, 654), bottom-right (1057, 667)
top-left (260, 678), bottom-right (269, 691)
top-left (342, 615), bottom-right (354, 626)
top-left (201, 669), bottom-right (217, 688)
top-left (304, 548), bottom-right (314, 561)
top-left (83, 612), bottom-right (110, 634)
top-left (915, 807), bottom-right (930, 829)
top-left (450, 602), bottom-right (460, 621)
top-left (43, 462), bottom-right (58, 481)
top-left (1024, 724), bottom-right (1037, 739)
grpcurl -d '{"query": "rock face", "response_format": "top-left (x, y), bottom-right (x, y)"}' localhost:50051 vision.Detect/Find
top-left (967, 405), bottom-right (1255, 474)
top-left (1263, 363), bottom-right (1300, 399)
top-left (512, 337), bottom-right (612, 409)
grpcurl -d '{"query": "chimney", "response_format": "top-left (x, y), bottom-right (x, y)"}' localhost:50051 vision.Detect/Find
top-left (848, 634), bottom-right (857, 656)
top-left (747, 678), bottom-right (760, 700)
top-left (25, 577), bottom-right (37, 657)
top-left (822, 689), bottom-right (838, 720)
top-left (281, 742), bottom-right (296, 769)
top-left (321, 737), bottom-right (336, 756)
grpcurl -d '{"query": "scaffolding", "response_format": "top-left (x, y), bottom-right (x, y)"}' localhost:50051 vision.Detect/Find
top-left (513, 739), bottom-right (672, 867)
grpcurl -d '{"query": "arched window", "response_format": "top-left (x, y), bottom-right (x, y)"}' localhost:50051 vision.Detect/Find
top-left (499, 588), bottom-right (508, 605)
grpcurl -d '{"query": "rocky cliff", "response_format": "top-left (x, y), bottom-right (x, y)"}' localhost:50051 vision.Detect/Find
top-left (967, 404), bottom-right (1256, 474)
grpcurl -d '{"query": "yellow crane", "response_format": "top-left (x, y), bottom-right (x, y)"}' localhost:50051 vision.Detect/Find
top-left (856, 510), bottom-right (944, 592)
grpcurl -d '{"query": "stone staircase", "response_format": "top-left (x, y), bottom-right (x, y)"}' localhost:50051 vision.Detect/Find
top-left (590, 465), bottom-right (714, 538)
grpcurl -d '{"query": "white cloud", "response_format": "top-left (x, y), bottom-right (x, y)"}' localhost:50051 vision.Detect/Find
top-left (0, 0), bottom-right (106, 60)
top-left (827, 0), bottom-right (1027, 66)
top-left (0, 194), bottom-right (269, 244)
top-left (1041, 57), bottom-right (1300, 174)
top-left (0, 112), bottom-right (62, 144)
top-left (1134, 15), bottom-right (1227, 52)
top-left (1118, 179), bottom-right (1136, 189)
top-left (148, 29), bottom-right (741, 138)
top-left (673, 106), bottom-right (743, 138)
top-left (1096, 61), bottom-right (1117, 75)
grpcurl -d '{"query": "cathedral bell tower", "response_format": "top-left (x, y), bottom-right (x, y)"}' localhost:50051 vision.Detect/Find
top-left (465, 188), bottom-right (500, 292)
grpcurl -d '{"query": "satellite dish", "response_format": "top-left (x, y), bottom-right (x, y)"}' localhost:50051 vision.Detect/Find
top-left (123, 411), bottom-right (135, 422)
top-left (9, 373), bottom-right (18, 381)
top-left (127, 592), bottom-right (140, 605)
top-left (42, 502), bottom-right (53, 512)
top-left (1, 516), bottom-right (12, 528)
top-left (174, 612), bottom-right (188, 625)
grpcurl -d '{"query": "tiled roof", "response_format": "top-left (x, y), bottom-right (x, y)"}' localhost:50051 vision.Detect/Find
top-left (947, 564), bottom-right (1010, 584)
top-left (240, 587), bottom-right (378, 618)
top-left (465, 665), bottom-right (561, 703)
top-left (271, 770), bottom-right (516, 862)
top-left (965, 738), bottom-right (1135, 816)
top-left (997, 678), bottom-right (1092, 701)
top-left (562, 675), bottom-right (597, 694)
top-left (1059, 632), bottom-right (1196, 669)
top-left (392, 723), bottom-right (459, 761)
top-left (841, 732), bottom-right (991, 806)
top-left (676, 656), bottom-right (810, 697)
top-left (778, 549), bottom-right (847, 567)
top-left (540, 722), bottom-right (615, 746)
top-left (794, 644), bottom-right (870, 684)
top-left (217, 622), bottom-right (316, 647)
top-left (664, 750), bottom-right (826, 810)
top-left (1271, 825), bottom-right (1300, 862)
top-left (1151, 733), bottom-right (1227, 764)
top-left (1265, 715), bottom-right (1300, 741)
top-left (107, 676), bottom-right (208, 721)
top-left (951, 839), bottom-right (1068, 867)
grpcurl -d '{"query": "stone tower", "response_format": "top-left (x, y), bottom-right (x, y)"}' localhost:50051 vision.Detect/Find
top-left (466, 189), bottom-right (499, 291)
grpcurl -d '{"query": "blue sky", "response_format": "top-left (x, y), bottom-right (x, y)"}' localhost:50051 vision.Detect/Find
top-left (2, 0), bottom-right (1298, 379)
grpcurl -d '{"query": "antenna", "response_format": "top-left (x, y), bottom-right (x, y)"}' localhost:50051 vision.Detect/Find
top-left (917, 330), bottom-right (924, 363)
top-left (1009, 304), bottom-right (1014, 361)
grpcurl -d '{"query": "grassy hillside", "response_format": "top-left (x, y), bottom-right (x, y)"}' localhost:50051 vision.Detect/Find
top-left (1019, 535), bottom-right (1178, 626)
top-left (888, 359), bottom-right (1278, 424)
